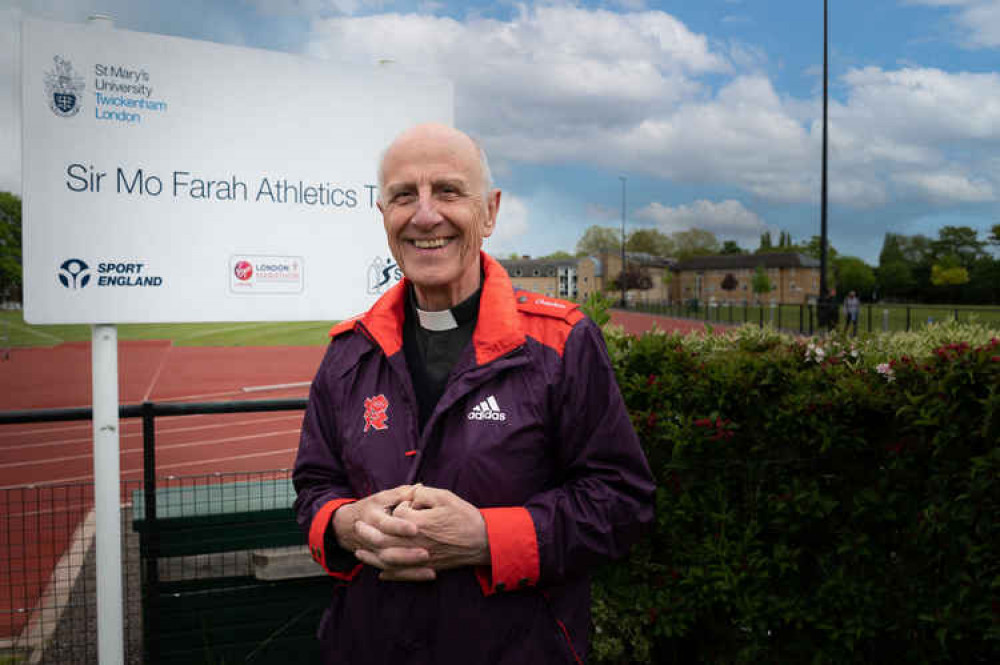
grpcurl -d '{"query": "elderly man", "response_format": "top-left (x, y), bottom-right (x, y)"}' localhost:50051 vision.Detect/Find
top-left (293, 123), bottom-right (654, 664)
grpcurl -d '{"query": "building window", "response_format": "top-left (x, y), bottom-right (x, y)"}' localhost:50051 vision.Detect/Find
top-left (533, 269), bottom-right (540, 277)
top-left (514, 268), bottom-right (522, 277)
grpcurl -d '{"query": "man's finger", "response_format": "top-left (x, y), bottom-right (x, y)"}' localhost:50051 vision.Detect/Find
top-left (411, 485), bottom-right (452, 510)
top-left (369, 511), bottom-right (419, 537)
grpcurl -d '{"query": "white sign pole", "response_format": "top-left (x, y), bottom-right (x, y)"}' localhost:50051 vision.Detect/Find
top-left (84, 14), bottom-right (124, 665)
top-left (92, 323), bottom-right (123, 665)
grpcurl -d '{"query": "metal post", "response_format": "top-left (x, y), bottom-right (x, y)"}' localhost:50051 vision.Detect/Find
top-left (868, 304), bottom-right (873, 333)
top-left (619, 176), bottom-right (627, 308)
top-left (906, 306), bottom-right (911, 332)
top-left (93, 324), bottom-right (123, 665)
top-left (817, 0), bottom-right (832, 328)
top-left (142, 402), bottom-right (160, 665)
top-left (883, 309), bottom-right (889, 332)
top-left (799, 304), bottom-right (804, 334)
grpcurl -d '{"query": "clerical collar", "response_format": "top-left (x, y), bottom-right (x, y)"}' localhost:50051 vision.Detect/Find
top-left (409, 283), bottom-right (481, 331)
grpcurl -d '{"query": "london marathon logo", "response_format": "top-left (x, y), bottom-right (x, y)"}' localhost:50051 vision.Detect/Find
top-left (45, 56), bottom-right (85, 118)
top-left (233, 260), bottom-right (253, 281)
top-left (58, 258), bottom-right (91, 289)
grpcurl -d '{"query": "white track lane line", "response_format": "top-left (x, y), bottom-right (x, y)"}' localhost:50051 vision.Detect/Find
top-left (0, 414), bottom-right (301, 452)
top-left (0, 428), bottom-right (301, 470)
top-left (1, 447), bottom-right (297, 488)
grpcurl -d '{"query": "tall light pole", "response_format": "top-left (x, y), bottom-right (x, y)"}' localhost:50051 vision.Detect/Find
top-left (819, 0), bottom-right (832, 328)
top-left (620, 176), bottom-right (627, 308)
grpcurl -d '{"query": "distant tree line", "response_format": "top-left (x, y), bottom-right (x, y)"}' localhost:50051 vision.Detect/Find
top-left (526, 222), bottom-right (999, 305)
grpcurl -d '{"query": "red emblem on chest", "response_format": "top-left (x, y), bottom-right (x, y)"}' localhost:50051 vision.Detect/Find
top-left (363, 394), bottom-right (389, 432)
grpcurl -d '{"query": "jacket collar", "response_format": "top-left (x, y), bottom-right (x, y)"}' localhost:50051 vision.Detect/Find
top-left (356, 252), bottom-right (524, 366)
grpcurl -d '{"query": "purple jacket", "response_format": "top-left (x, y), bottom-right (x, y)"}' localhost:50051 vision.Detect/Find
top-left (293, 253), bottom-right (654, 664)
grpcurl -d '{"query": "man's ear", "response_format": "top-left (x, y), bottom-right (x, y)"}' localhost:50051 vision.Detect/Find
top-left (483, 190), bottom-right (501, 238)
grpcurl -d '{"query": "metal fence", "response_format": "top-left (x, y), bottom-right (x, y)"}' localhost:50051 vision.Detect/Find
top-left (629, 300), bottom-right (1000, 334)
top-left (0, 398), bottom-right (308, 665)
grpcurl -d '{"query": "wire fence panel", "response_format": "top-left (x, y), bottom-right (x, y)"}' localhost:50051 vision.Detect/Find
top-left (1, 480), bottom-right (144, 664)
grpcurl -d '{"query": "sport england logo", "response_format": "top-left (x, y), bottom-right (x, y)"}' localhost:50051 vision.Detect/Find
top-left (233, 261), bottom-right (253, 281)
top-left (45, 56), bottom-right (85, 118)
top-left (468, 395), bottom-right (507, 422)
top-left (367, 257), bottom-right (403, 295)
top-left (58, 259), bottom-right (91, 289)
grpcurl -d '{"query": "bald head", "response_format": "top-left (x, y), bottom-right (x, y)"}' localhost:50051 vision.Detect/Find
top-left (378, 123), bottom-right (493, 205)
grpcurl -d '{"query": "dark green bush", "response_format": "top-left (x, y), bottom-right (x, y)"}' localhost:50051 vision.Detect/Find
top-left (593, 326), bottom-right (1000, 664)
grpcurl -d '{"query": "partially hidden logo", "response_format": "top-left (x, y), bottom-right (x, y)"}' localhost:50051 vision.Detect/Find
top-left (363, 394), bottom-right (389, 432)
top-left (45, 56), bottom-right (85, 118)
top-left (367, 257), bottom-right (403, 295)
top-left (58, 258), bottom-right (91, 289)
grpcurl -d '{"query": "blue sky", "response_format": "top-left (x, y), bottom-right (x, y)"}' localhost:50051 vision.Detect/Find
top-left (2, 0), bottom-right (998, 264)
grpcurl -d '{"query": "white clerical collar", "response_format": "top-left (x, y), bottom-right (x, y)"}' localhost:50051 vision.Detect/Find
top-left (416, 307), bottom-right (459, 331)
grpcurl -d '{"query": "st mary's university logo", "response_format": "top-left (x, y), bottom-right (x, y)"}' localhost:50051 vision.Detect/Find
top-left (45, 56), bottom-right (85, 118)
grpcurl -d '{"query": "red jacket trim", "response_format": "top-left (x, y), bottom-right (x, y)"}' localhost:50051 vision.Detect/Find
top-left (326, 252), bottom-right (526, 365)
top-left (309, 498), bottom-right (362, 580)
top-left (475, 507), bottom-right (539, 595)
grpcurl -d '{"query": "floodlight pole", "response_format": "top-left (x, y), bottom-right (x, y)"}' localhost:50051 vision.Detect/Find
top-left (620, 176), bottom-right (627, 308)
top-left (818, 0), bottom-right (832, 328)
top-left (85, 15), bottom-right (125, 665)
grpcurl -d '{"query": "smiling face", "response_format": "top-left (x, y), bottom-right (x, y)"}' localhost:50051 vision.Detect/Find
top-left (378, 124), bottom-right (500, 311)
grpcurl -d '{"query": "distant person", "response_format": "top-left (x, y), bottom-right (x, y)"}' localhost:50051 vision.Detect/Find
top-left (293, 123), bottom-right (654, 664)
top-left (843, 290), bottom-right (860, 336)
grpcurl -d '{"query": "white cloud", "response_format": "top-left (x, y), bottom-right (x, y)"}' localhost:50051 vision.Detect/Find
top-left (485, 192), bottom-right (530, 254)
top-left (907, 0), bottom-right (1000, 48)
top-left (304, 8), bottom-right (1000, 209)
top-left (892, 171), bottom-right (996, 203)
top-left (634, 199), bottom-right (773, 246)
top-left (246, 0), bottom-right (388, 17)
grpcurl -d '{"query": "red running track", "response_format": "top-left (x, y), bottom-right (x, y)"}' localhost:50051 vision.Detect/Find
top-left (0, 341), bottom-right (325, 640)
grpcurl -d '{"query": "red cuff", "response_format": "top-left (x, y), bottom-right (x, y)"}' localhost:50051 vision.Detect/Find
top-left (308, 498), bottom-right (362, 580)
top-left (475, 507), bottom-right (539, 595)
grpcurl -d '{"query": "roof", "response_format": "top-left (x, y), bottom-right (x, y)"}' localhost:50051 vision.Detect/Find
top-left (673, 252), bottom-right (820, 271)
top-left (499, 257), bottom-right (578, 278)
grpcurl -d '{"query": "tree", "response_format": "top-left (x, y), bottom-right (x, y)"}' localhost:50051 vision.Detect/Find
top-left (576, 225), bottom-right (621, 256)
top-left (720, 240), bottom-right (743, 255)
top-left (611, 264), bottom-right (653, 291)
top-left (0, 192), bottom-right (22, 302)
top-left (757, 231), bottom-right (773, 252)
top-left (751, 265), bottom-right (772, 301)
top-left (930, 254), bottom-right (970, 287)
top-left (671, 229), bottom-right (720, 259)
top-left (801, 235), bottom-right (838, 262)
top-left (931, 225), bottom-right (985, 267)
top-left (877, 261), bottom-right (915, 299)
top-left (538, 250), bottom-right (574, 260)
top-left (626, 229), bottom-right (674, 257)
top-left (989, 224), bottom-right (1000, 247)
top-left (834, 256), bottom-right (876, 299)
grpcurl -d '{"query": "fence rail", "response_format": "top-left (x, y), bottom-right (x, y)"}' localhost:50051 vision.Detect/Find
top-left (627, 300), bottom-right (1000, 334)
top-left (0, 398), bottom-right (308, 665)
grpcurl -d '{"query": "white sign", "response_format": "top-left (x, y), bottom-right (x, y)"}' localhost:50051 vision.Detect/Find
top-left (22, 18), bottom-right (452, 323)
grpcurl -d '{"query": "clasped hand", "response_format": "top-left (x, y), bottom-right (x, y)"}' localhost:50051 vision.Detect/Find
top-left (332, 484), bottom-right (489, 582)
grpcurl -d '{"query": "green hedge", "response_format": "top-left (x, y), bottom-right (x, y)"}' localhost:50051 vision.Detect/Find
top-left (592, 322), bottom-right (999, 664)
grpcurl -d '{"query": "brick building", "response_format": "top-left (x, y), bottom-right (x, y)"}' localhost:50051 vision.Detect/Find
top-left (671, 253), bottom-right (821, 305)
